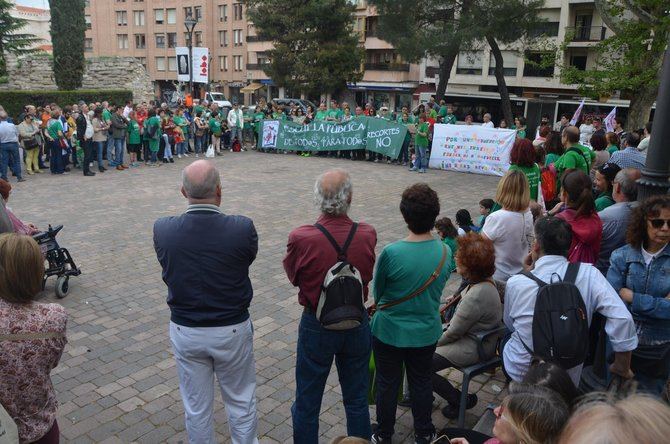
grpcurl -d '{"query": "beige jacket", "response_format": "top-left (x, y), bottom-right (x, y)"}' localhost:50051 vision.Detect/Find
top-left (435, 281), bottom-right (503, 367)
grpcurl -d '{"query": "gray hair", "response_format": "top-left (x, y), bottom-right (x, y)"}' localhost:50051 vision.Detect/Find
top-left (182, 166), bottom-right (221, 199)
top-left (614, 169), bottom-right (638, 202)
top-left (314, 169), bottom-right (353, 216)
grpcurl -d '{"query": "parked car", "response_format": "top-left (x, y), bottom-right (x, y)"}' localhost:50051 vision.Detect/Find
top-left (206, 92), bottom-right (233, 109)
top-left (271, 98), bottom-right (317, 114)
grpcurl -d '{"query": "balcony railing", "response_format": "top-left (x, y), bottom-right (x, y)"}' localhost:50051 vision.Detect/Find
top-left (246, 63), bottom-right (269, 70)
top-left (565, 26), bottom-right (606, 42)
top-left (364, 63), bottom-right (410, 72)
top-left (425, 66), bottom-right (439, 78)
top-left (246, 35), bottom-right (269, 43)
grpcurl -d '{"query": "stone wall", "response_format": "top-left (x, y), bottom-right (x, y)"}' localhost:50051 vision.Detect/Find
top-left (0, 55), bottom-right (154, 103)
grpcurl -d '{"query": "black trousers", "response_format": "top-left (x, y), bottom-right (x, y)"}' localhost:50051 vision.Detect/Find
top-left (81, 139), bottom-right (93, 174)
top-left (431, 354), bottom-right (462, 405)
top-left (373, 336), bottom-right (436, 439)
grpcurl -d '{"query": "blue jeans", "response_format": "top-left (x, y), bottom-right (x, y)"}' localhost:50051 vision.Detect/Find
top-left (106, 137), bottom-right (115, 166)
top-left (49, 140), bottom-right (64, 174)
top-left (163, 134), bottom-right (173, 158)
top-left (195, 134), bottom-right (206, 154)
top-left (176, 141), bottom-right (187, 156)
top-left (415, 145), bottom-right (427, 170)
top-left (229, 127), bottom-right (242, 148)
top-left (94, 141), bottom-right (104, 168)
top-left (292, 312), bottom-right (371, 443)
top-left (0, 142), bottom-right (21, 180)
top-left (114, 138), bottom-right (125, 166)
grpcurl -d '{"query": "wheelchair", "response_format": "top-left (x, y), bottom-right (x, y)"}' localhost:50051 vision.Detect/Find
top-left (32, 224), bottom-right (81, 298)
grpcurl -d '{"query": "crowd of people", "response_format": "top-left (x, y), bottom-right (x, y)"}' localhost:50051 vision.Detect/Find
top-left (0, 92), bottom-right (668, 444)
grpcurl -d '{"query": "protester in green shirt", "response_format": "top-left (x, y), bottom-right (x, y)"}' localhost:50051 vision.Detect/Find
top-left (438, 100), bottom-right (448, 119)
top-left (326, 101), bottom-right (343, 122)
top-left (509, 139), bottom-right (541, 201)
top-left (370, 183), bottom-right (449, 443)
top-left (514, 117), bottom-right (527, 139)
top-left (315, 103), bottom-right (328, 121)
top-left (554, 126), bottom-right (592, 177)
top-left (144, 110), bottom-right (162, 165)
top-left (606, 131), bottom-right (620, 155)
top-left (411, 114), bottom-right (430, 173)
top-left (444, 104), bottom-right (457, 125)
top-left (435, 217), bottom-right (458, 273)
top-left (594, 163), bottom-right (620, 211)
top-left (126, 111), bottom-right (141, 167)
top-left (209, 111), bottom-right (223, 154)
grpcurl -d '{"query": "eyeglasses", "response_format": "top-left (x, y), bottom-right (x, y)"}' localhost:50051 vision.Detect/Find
top-left (649, 218), bottom-right (670, 229)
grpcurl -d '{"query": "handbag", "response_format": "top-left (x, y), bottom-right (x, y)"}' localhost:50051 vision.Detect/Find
top-left (23, 137), bottom-right (39, 149)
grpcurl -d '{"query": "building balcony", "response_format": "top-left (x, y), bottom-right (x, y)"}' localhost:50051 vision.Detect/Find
top-left (246, 36), bottom-right (269, 43)
top-left (565, 26), bottom-right (606, 42)
top-left (425, 66), bottom-right (439, 78)
top-left (365, 63), bottom-right (410, 72)
top-left (246, 63), bottom-right (268, 70)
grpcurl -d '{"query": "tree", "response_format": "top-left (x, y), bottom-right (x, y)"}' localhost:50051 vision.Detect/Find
top-left (561, 0), bottom-right (669, 130)
top-left (368, 1), bottom-right (466, 100)
top-left (49, 0), bottom-right (86, 90)
top-left (246, 0), bottom-right (363, 96)
top-left (0, 0), bottom-right (43, 79)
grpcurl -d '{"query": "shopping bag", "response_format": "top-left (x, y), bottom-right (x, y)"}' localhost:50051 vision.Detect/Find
top-left (205, 144), bottom-right (215, 158)
top-left (368, 351), bottom-right (405, 405)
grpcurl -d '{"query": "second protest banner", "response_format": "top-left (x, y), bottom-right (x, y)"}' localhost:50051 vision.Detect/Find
top-left (429, 124), bottom-right (516, 177)
top-left (259, 116), bottom-right (407, 158)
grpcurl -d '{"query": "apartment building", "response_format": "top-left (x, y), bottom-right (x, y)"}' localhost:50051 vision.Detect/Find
top-left (10, 4), bottom-right (52, 53)
top-left (84, 0), bottom-right (248, 102)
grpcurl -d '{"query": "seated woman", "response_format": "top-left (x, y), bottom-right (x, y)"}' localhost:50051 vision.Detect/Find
top-left (456, 209), bottom-right (478, 235)
top-left (607, 194), bottom-right (670, 396)
top-left (434, 217), bottom-right (458, 273)
top-left (0, 179), bottom-right (39, 235)
top-left (432, 233), bottom-right (502, 419)
top-left (0, 233), bottom-right (68, 443)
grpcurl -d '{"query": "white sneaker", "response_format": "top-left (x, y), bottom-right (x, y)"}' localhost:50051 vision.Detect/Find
top-left (195, 154), bottom-right (199, 157)
top-left (184, 153), bottom-right (189, 157)
top-left (230, 149), bottom-right (233, 152)
top-left (178, 154), bottom-right (182, 159)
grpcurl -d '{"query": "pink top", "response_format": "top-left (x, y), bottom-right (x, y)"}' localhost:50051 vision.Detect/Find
top-left (0, 299), bottom-right (67, 443)
top-left (6, 206), bottom-right (38, 236)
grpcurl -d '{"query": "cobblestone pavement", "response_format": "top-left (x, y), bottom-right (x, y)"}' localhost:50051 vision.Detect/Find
top-left (10, 151), bottom-right (509, 443)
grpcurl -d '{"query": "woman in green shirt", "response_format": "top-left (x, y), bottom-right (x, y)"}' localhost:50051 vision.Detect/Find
top-left (144, 109), bottom-right (162, 165)
top-left (514, 116), bottom-right (527, 139)
top-left (594, 163), bottom-right (620, 211)
top-left (411, 113), bottom-right (430, 173)
top-left (126, 111), bottom-right (141, 167)
top-left (509, 139), bottom-right (541, 202)
top-left (370, 183), bottom-right (450, 443)
top-left (606, 131), bottom-right (620, 155)
top-left (47, 110), bottom-right (66, 174)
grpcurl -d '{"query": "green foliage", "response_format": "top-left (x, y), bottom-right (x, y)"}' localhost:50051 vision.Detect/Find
top-left (0, 0), bottom-right (43, 77)
top-left (49, 0), bottom-right (86, 90)
top-left (246, 0), bottom-right (363, 95)
top-left (0, 89), bottom-right (132, 118)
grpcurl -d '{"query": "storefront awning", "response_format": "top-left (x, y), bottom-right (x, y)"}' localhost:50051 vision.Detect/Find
top-left (241, 82), bottom-right (264, 93)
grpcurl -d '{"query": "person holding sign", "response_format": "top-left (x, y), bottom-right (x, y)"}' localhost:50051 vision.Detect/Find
top-left (410, 114), bottom-right (429, 173)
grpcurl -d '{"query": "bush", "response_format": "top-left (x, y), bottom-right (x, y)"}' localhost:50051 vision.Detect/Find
top-left (0, 89), bottom-right (133, 119)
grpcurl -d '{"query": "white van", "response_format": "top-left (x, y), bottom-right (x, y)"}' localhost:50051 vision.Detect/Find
top-left (205, 92), bottom-right (233, 109)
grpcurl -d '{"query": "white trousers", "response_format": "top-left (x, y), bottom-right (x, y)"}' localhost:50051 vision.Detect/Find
top-left (169, 319), bottom-right (259, 444)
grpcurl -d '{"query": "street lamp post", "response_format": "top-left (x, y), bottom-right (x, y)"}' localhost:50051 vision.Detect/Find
top-left (184, 14), bottom-right (199, 98)
top-left (637, 36), bottom-right (670, 201)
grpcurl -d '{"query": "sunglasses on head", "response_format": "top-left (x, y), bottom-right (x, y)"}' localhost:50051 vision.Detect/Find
top-left (648, 218), bottom-right (670, 229)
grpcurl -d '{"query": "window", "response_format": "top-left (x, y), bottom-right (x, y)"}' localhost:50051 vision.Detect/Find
top-left (233, 29), bottom-right (243, 46)
top-left (218, 5), bottom-right (228, 22)
top-left (155, 33), bottom-right (165, 48)
top-left (84, 38), bottom-right (93, 52)
top-left (154, 9), bottom-right (164, 25)
top-left (530, 22), bottom-right (559, 38)
top-left (167, 32), bottom-right (177, 48)
top-left (85, 15), bottom-right (91, 30)
top-left (233, 3), bottom-right (243, 20)
top-left (195, 31), bottom-right (203, 47)
top-left (183, 6), bottom-right (193, 18)
top-left (116, 11), bottom-right (128, 26)
top-left (195, 6), bottom-right (203, 21)
top-left (155, 57), bottom-right (166, 71)
top-left (456, 51), bottom-right (483, 75)
top-left (523, 52), bottom-right (555, 77)
top-left (219, 30), bottom-right (228, 46)
top-left (166, 8), bottom-right (176, 24)
top-left (133, 0), bottom-right (144, 2)
top-left (234, 55), bottom-right (243, 71)
top-left (570, 54), bottom-right (587, 71)
top-left (116, 0), bottom-right (126, 2)
top-left (168, 57), bottom-right (177, 72)
top-left (117, 34), bottom-right (129, 49)
top-left (219, 56), bottom-right (228, 71)
top-left (133, 10), bottom-right (145, 26)
top-left (135, 34), bottom-right (146, 49)
top-left (488, 51), bottom-right (518, 76)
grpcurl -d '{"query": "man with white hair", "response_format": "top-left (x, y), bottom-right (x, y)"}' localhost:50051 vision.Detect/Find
top-left (153, 160), bottom-right (259, 444)
top-left (283, 169), bottom-right (377, 442)
top-left (0, 111), bottom-right (24, 182)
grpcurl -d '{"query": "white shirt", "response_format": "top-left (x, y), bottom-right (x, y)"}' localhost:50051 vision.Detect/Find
top-left (457, 227), bottom-right (466, 237)
top-left (0, 121), bottom-right (19, 144)
top-left (503, 255), bottom-right (638, 385)
top-left (579, 124), bottom-right (594, 145)
top-left (123, 105), bottom-right (133, 118)
top-left (482, 209), bottom-right (534, 282)
top-left (84, 115), bottom-right (94, 139)
top-left (227, 108), bottom-right (244, 128)
top-left (641, 244), bottom-right (667, 265)
top-left (482, 121), bottom-right (494, 128)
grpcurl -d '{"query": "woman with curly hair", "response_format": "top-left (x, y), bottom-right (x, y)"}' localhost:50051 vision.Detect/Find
top-left (370, 183), bottom-right (451, 444)
top-left (607, 194), bottom-right (670, 396)
top-left (432, 233), bottom-right (502, 419)
top-left (509, 138), bottom-right (541, 202)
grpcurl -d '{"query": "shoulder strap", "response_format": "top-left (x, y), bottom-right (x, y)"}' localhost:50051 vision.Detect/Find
top-left (314, 222), bottom-right (357, 261)
top-left (520, 270), bottom-right (547, 288)
top-left (563, 262), bottom-right (580, 284)
top-left (379, 244), bottom-right (447, 311)
top-left (568, 147), bottom-right (590, 166)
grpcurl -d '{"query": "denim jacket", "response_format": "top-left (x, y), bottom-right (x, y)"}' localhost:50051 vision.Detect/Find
top-left (607, 244), bottom-right (670, 345)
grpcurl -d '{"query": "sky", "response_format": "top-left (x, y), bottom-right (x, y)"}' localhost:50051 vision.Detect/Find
top-left (16, 0), bottom-right (50, 9)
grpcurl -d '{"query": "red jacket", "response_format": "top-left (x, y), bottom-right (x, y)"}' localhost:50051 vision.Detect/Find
top-left (557, 208), bottom-right (602, 264)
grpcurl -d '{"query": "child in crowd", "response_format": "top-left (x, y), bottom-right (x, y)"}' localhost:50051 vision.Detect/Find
top-left (434, 217), bottom-right (458, 273)
top-left (455, 209), bottom-right (478, 235)
top-left (477, 199), bottom-right (494, 229)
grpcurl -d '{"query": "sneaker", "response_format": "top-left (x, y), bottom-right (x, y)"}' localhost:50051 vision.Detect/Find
top-left (195, 154), bottom-right (199, 158)
top-left (184, 153), bottom-right (189, 157)
top-left (371, 433), bottom-right (392, 444)
top-left (419, 169), bottom-right (426, 173)
top-left (169, 158), bottom-right (175, 163)
top-left (17, 178), bottom-right (26, 182)
top-left (409, 167), bottom-right (417, 172)
top-left (441, 393), bottom-right (478, 419)
top-left (414, 432), bottom-right (437, 444)
top-left (230, 148), bottom-right (234, 152)
top-left (178, 154), bottom-right (182, 159)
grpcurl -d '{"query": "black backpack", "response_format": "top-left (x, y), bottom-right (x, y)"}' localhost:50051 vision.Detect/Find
top-left (314, 223), bottom-right (365, 330)
top-left (519, 262), bottom-right (589, 369)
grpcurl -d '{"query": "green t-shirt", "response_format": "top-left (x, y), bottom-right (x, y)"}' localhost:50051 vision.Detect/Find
top-left (397, 115), bottom-right (416, 125)
top-left (442, 237), bottom-right (458, 273)
top-left (438, 105), bottom-right (448, 118)
top-left (429, 109), bottom-right (438, 119)
top-left (545, 152), bottom-right (560, 166)
top-left (517, 128), bottom-right (526, 139)
top-left (371, 239), bottom-right (450, 348)
top-left (47, 120), bottom-right (63, 140)
top-left (555, 147), bottom-right (589, 175)
top-left (444, 114), bottom-right (457, 124)
top-left (607, 145), bottom-right (618, 155)
top-left (194, 105), bottom-right (205, 116)
top-left (415, 121), bottom-right (429, 147)
top-left (173, 116), bottom-right (188, 136)
top-left (209, 117), bottom-right (222, 136)
top-left (127, 119), bottom-right (141, 144)
top-left (102, 109), bottom-right (112, 123)
top-left (326, 109), bottom-right (343, 121)
top-left (254, 112), bottom-right (265, 134)
top-left (272, 112), bottom-right (286, 121)
top-left (595, 192), bottom-right (615, 212)
top-left (509, 163), bottom-right (541, 201)
top-left (145, 116), bottom-right (162, 150)
top-left (315, 110), bottom-right (328, 121)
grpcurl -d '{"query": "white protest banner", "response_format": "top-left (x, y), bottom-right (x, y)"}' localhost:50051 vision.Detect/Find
top-left (429, 124), bottom-right (516, 177)
top-left (175, 47), bottom-right (190, 82)
top-left (191, 47), bottom-right (209, 84)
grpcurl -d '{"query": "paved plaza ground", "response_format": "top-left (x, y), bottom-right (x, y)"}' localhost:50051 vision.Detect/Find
top-left (10, 151), bottom-right (509, 443)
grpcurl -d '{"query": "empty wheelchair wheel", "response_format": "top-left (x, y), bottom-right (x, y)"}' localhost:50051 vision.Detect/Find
top-left (55, 276), bottom-right (69, 299)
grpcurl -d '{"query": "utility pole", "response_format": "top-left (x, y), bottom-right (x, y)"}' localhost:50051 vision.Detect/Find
top-left (184, 14), bottom-right (198, 99)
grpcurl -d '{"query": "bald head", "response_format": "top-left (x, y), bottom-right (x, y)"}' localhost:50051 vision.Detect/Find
top-left (181, 160), bottom-right (221, 204)
top-left (314, 169), bottom-right (353, 216)
top-left (563, 125), bottom-right (580, 145)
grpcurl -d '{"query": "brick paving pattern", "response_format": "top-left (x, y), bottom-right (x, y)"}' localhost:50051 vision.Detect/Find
top-left (11, 152), bottom-right (509, 443)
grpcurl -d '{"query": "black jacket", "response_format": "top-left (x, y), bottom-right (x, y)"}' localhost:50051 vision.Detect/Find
top-left (76, 113), bottom-right (87, 140)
